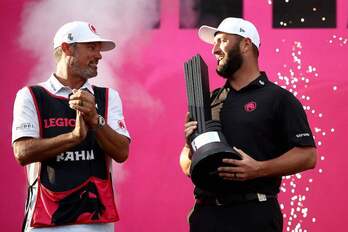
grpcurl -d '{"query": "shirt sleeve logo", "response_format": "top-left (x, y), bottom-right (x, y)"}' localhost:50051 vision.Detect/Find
top-left (16, 122), bottom-right (35, 130)
top-left (244, 101), bottom-right (257, 112)
top-left (118, 119), bottom-right (126, 129)
top-left (296, 133), bottom-right (310, 138)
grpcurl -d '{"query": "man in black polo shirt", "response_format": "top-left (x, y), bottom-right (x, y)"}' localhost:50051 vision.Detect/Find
top-left (180, 17), bottom-right (317, 232)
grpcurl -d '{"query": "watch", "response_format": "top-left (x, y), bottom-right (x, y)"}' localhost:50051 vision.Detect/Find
top-left (97, 114), bottom-right (106, 128)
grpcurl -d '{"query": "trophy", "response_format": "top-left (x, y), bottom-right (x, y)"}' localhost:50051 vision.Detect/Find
top-left (184, 54), bottom-right (240, 192)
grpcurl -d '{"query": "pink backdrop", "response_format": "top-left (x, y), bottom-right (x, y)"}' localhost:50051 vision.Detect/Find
top-left (1, 0), bottom-right (347, 231)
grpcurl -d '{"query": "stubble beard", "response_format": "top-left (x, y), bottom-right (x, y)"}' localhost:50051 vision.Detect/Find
top-left (216, 44), bottom-right (243, 80)
top-left (70, 53), bottom-right (97, 80)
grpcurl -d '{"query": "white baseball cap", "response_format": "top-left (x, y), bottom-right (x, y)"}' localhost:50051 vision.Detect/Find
top-left (53, 21), bottom-right (115, 51)
top-left (198, 17), bottom-right (260, 48)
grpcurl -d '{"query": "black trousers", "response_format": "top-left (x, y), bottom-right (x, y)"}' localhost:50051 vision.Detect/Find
top-left (189, 198), bottom-right (283, 232)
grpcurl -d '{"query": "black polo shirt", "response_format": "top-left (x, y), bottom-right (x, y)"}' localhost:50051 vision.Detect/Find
top-left (203, 72), bottom-right (315, 195)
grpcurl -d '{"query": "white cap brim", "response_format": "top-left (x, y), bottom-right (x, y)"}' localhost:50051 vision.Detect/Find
top-left (76, 38), bottom-right (116, 51)
top-left (98, 39), bottom-right (116, 51)
top-left (198, 25), bottom-right (219, 44)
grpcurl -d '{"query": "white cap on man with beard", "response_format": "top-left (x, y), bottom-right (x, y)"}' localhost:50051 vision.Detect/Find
top-left (198, 17), bottom-right (260, 49)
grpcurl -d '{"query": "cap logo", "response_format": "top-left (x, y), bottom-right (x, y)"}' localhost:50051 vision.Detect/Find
top-left (67, 33), bottom-right (74, 41)
top-left (244, 101), bottom-right (257, 112)
top-left (88, 24), bottom-right (97, 34)
top-left (240, 28), bottom-right (245, 33)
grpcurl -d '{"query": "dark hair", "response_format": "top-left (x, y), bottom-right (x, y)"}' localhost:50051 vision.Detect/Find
top-left (233, 34), bottom-right (259, 58)
top-left (252, 44), bottom-right (259, 58)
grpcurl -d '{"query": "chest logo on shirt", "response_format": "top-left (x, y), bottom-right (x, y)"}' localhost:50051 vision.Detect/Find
top-left (44, 118), bottom-right (76, 128)
top-left (244, 101), bottom-right (257, 112)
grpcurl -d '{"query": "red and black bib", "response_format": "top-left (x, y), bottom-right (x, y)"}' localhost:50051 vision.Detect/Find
top-left (28, 86), bottom-right (119, 227)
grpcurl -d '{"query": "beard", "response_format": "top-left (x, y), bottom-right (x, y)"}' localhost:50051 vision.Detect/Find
top-left (216, 43), bottom-right (243, 79)
top-left (70, 53), bottom-right (97, 80)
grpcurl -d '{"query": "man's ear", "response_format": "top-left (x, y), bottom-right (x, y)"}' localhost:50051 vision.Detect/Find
top-left (61, 42), bottom-right (74, 56)
top-left (241, 38), bottom-right (252, 54)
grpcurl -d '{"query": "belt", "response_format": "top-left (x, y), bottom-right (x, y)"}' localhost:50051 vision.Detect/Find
top-left (196, 193), bottom-right (277, 206)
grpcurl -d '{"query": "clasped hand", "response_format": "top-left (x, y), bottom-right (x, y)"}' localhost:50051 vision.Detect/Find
top-left (69, 89), bottom-right (99, 130)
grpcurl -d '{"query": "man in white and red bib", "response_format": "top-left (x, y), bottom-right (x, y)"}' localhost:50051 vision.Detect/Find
top-left (12, 21), bottom-right (130, 232)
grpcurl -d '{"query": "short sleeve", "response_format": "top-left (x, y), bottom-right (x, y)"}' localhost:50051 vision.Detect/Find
top-left (107, 88), bottom-right (130, 139)
top-left (276, 92), bottom-right (316, 148)
top-left (12, 87), bottom-right (40, 143)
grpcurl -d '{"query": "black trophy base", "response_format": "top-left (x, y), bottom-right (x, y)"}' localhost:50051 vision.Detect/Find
top-left (190, 142), bottom-right (241, 192)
